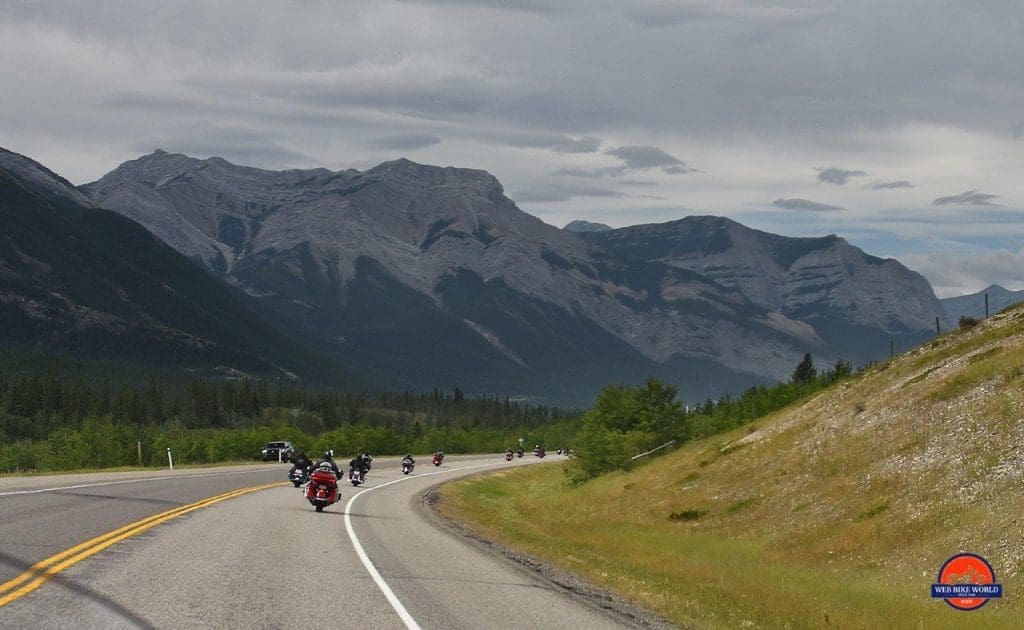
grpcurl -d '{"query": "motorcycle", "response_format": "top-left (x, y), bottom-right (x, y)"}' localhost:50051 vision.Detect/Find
top-left (534, 448), bottom-right (546, 458)
top-left (288, 463), bottom-right (310, 487)
top-left (515, 448), bottom-right (524, 458)
top-left (505, 451), bottom-right (514, 462)
top-left (401, 458), bottom-right (415, 475)
top-left (349, 467), bottom-right (366, 487)
top-left (305, 467), bottom-right (339, 512)
top-left (432, 452), bottom-right (444, 466)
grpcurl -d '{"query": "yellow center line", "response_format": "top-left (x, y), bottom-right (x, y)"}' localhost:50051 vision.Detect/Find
top-left (0, 481), bottom-right (287, 608)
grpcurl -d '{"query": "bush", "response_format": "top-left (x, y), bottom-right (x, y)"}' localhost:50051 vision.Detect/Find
top-left (959, 316), bottom-right (980, 329)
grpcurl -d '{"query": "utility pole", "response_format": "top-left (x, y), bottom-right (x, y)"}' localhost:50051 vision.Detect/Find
top-left (890, 338), bottom-right (894, 358)
top-left (137, 440), bottom-right (143, 467)
top-left (985, 293), bottom-right (989, 318)
top-left (935, 316), bottom-right (940, 335)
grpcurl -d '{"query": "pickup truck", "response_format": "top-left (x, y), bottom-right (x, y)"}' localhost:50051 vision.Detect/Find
top-left (261, 441), bottom-right (294, 462)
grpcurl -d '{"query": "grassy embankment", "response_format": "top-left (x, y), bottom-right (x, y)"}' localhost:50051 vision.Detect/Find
top-left (440, 304), bottom-right (1024, 628)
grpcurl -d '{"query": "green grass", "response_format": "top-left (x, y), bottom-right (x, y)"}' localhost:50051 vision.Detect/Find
top-left (440, 303), bottom-right (1024, 628)
top-left (442, 466), bottom-right (1023, 629)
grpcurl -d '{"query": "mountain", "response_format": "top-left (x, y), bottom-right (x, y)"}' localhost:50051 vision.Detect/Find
top-left (583, 217), bottom-right (943, 365)
top-left (563, 220), bottom-right (613, 233)
top-left (941, 284), bottom-right (1024, 323)
top-left (0, 147), bottom-right (340, 382)
top-left (82, 151), bottom-right (946, 403)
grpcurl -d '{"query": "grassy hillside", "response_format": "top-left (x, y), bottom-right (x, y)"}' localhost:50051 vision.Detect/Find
top-left (440, 304), bottom-right (1024, 628)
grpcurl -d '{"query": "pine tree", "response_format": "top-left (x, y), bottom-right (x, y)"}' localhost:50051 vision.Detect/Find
top-left (791, 353), bottom-right (817, 385)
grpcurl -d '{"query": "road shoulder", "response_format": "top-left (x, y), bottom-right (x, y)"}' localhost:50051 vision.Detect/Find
top-left (419, 471), bottom-right (677, 630)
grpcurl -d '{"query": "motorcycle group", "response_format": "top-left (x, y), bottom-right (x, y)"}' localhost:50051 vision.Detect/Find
top-left (287, 450), bottom-right (432, 512)
top-left (289, 445), bottom-right (566, 512)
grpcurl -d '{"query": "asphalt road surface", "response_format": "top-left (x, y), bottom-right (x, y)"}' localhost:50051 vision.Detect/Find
top-left (0, 455), bottom-right (631, 629)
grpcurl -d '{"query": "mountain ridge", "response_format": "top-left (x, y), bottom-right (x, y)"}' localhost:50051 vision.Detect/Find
top-left (0, 147), bottom-right (345, 383)
top-left (941, 284), bottom-right (1024, 323)
top-left (79, 150), bottom-right (945, 402)
top-left (0, 147), bottom-right (951, 399)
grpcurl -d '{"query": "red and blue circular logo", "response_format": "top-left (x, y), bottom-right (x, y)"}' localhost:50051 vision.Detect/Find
top-left (930, 553), bottom-right (1002, 611)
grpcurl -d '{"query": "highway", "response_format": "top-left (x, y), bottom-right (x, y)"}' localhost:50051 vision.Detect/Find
top-left (0, 455), bottom-right (636, 629)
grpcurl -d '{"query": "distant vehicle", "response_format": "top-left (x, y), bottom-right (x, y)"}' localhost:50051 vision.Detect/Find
top-left (261, 441), bottom-right (294, 462)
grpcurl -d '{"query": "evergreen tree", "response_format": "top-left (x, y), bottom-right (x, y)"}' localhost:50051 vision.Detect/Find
top-left (791, 353), bottom-right (816, 385)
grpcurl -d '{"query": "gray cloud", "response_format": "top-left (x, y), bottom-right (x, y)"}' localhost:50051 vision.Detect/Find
top-left (772, 198), bottom-right (844, 212)
top-left (511, 182), bottom-right (626, 203)
top-left (552, 166), bottom-right (626, 178)
top-left (903, 247), bottom-right (1024, 298)
top-left (397, 0), bottom-right (558, 14)
top-left (551, 136), bottom-right (602, 153)
top-left (1, 0), bottom-right (1021, 270)
top-left (933, 190), bottom-right (1001, 207)
top-left (607, 145), bottom-right (688, 170)
top-left (816, 167), bottom-right (866, 185)
top-left (625, 2), bottom-right (810, 28)
top-left (554, 144), bottom-right (695, 178)
top-left (868, 180), bottom-right (914, 190)
top-left (371, 132), bottom-right (441, 151)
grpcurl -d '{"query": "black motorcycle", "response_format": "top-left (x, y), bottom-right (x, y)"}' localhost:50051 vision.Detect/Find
top-left (401, 458), bottom-right (415, 475)
top-left (288, 463), bottom-right (310, 487)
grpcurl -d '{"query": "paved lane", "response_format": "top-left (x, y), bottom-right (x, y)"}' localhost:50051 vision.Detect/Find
top-left (0, 455), bottom-right (633, 629)
top-left (0, 464), bottom-right (286, 584)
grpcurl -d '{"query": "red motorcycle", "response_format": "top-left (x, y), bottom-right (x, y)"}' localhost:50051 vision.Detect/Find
top-left (305, 468), bottom-right (340, 512)
top-left (432, 452), bottom-right (444, 466)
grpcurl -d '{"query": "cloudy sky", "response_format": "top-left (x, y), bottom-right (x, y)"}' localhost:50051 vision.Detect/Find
top-left (2, 0), bottom-right (1022, 296)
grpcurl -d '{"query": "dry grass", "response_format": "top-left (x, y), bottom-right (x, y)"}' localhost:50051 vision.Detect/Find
top-left (441, 303), bottom-right (1024, 628)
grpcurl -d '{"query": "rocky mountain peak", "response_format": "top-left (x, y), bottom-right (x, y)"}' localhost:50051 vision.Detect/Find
top-left (564, 220), bottom-right (613, 233)
top-left (364, 158), bottom-right (506, 201)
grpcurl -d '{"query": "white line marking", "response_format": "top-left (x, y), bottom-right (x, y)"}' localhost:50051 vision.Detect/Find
top-left (0, 469), bottom-right (269, 497)
top-left (343, 461), bottom-right (498, 630)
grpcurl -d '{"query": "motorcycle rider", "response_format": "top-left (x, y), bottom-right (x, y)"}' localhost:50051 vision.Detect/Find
top-left (402, 454), bottom-right (415, 465)
top-left (292, 451), bottom-right (312, 470)
top-left (315, 451), bottom-right (341, 479)
top-left (348, 454), bottom-right (364, 473)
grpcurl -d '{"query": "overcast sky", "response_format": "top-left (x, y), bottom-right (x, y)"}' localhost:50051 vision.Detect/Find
top-left (2, 0), bottom-right (1022, 297)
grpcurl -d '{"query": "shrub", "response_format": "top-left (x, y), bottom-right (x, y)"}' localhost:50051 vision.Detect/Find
top-left (959, 316), bottom-right (980, 329)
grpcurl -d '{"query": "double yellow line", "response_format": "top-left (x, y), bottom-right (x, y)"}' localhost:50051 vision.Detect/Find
top-left (0, 480), bottom-right (286, 607)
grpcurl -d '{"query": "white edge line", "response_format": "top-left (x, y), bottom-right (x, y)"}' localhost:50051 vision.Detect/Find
top-left (343, 461), bottom-right (498, 630)
top-left (0, 468), bottom-right (267, 497)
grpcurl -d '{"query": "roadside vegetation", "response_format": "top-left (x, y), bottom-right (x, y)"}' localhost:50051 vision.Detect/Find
top-left (442, 303), bottom-right (1024, 628)
top-left (0, 355), bottom-right (576, 472)
top-left (567, 353), bottom-right (852, 483)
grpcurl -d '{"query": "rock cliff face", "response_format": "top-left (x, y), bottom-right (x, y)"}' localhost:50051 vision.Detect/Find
top-left (0, 147), bottom-right (339, 382)
top-left (82, 151), bottom-right (946, 402)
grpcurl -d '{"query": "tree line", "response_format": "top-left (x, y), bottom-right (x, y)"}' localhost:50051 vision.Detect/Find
top-left (0, 354), bottom-right (576, 473)
top-left (566, 354), bottom-right (855, 483)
